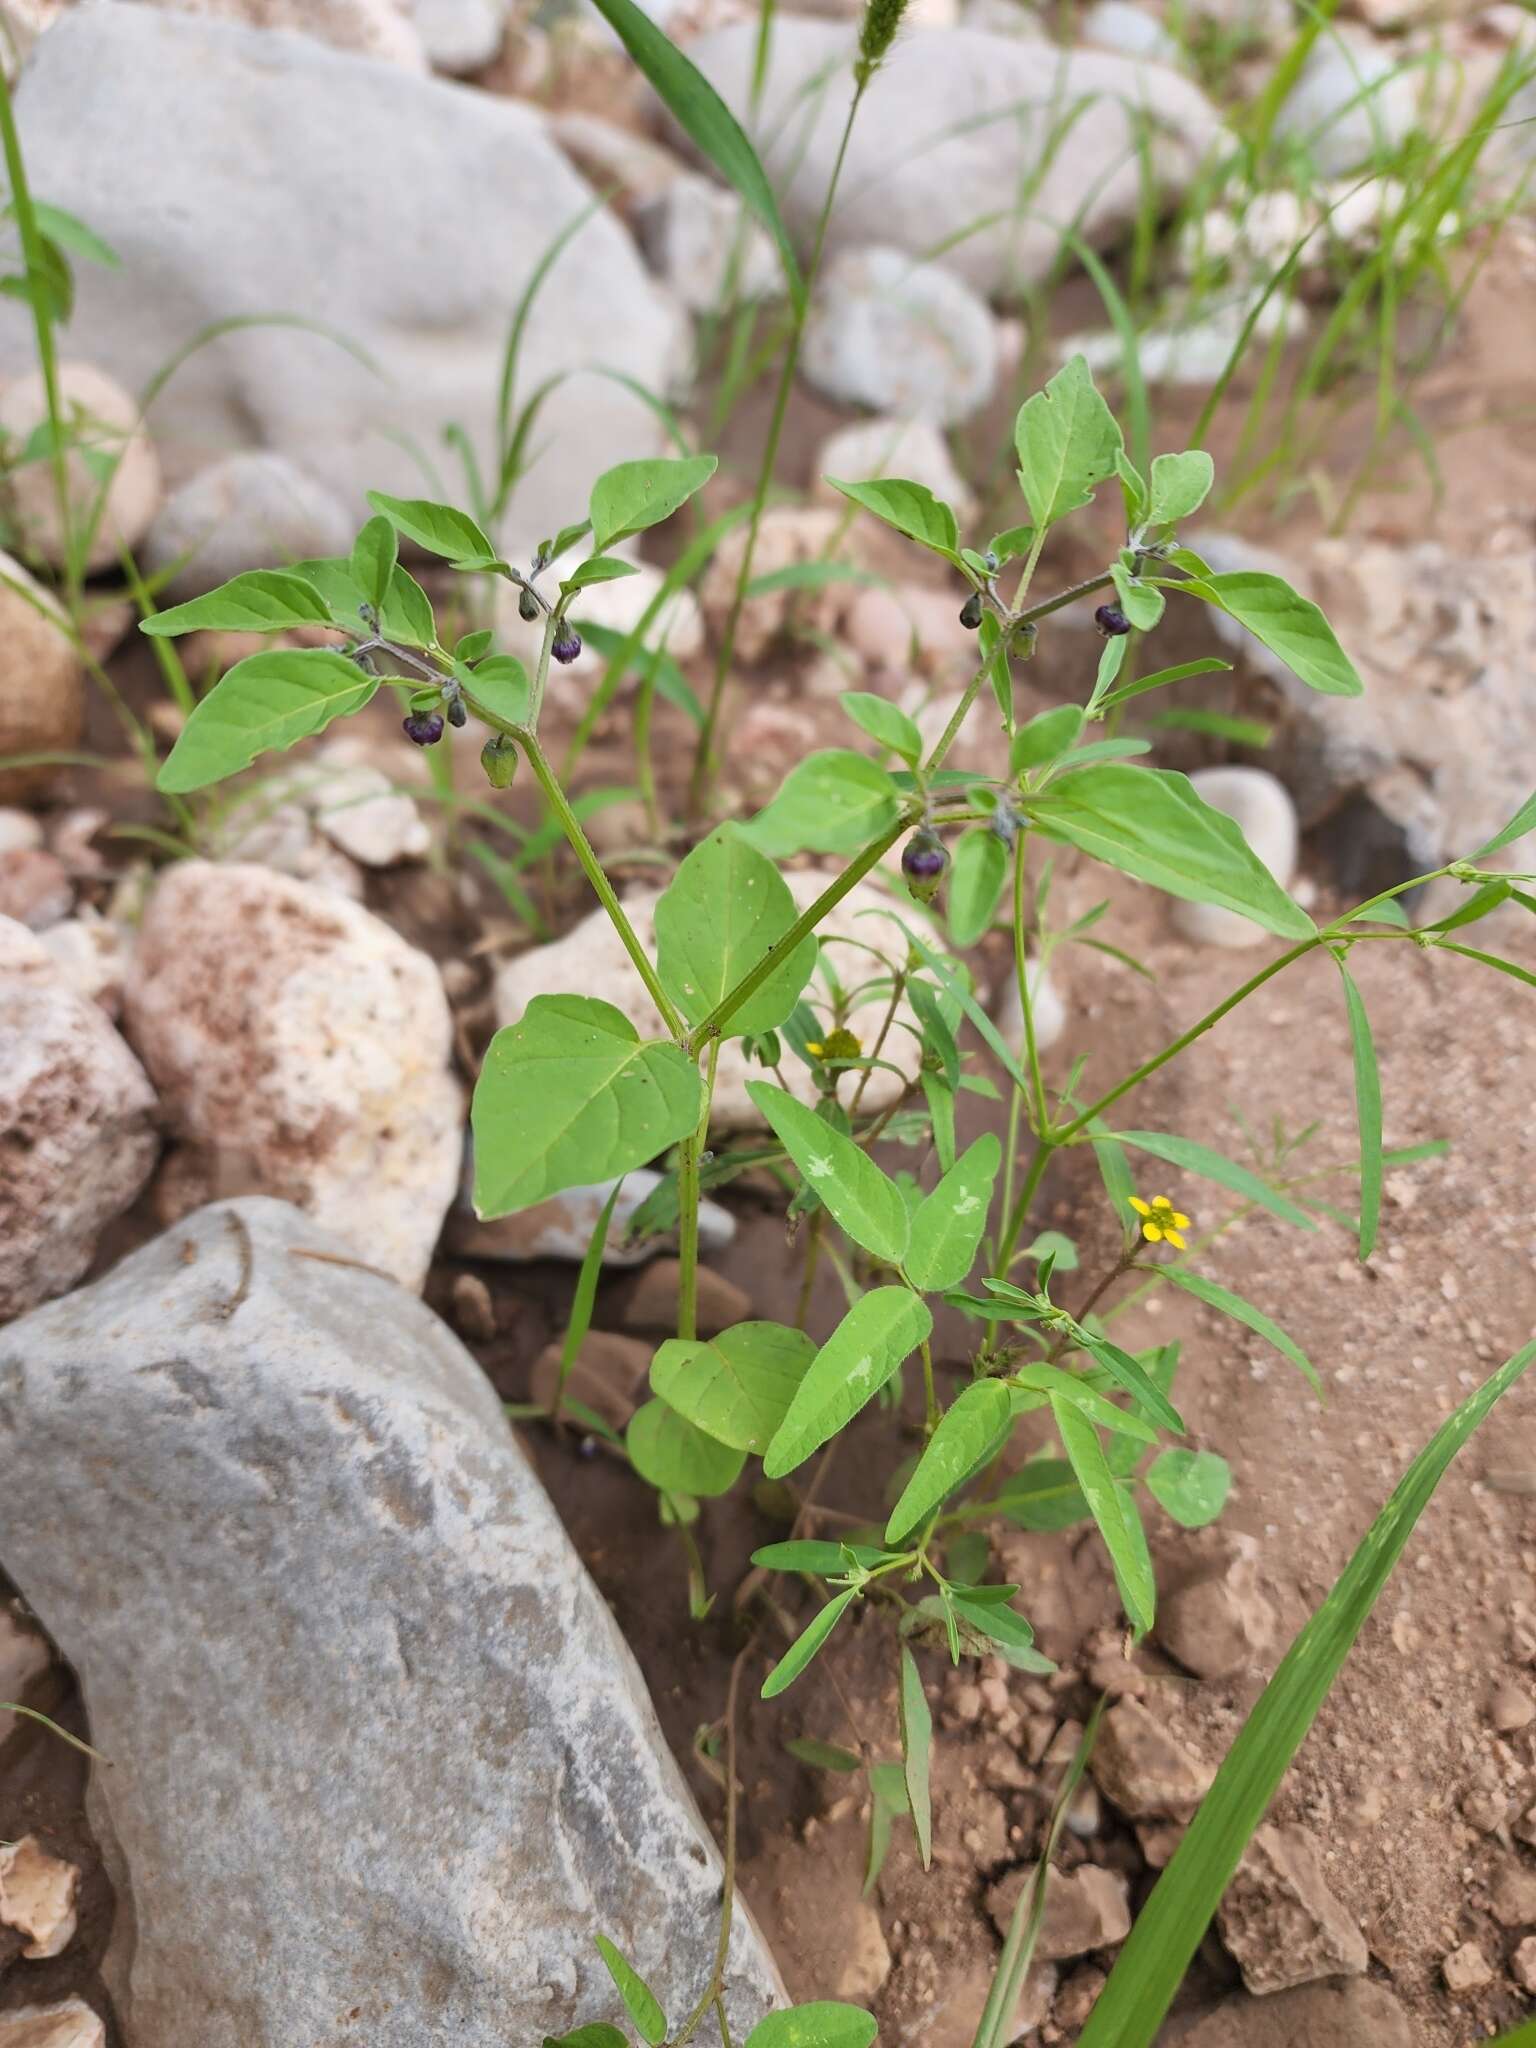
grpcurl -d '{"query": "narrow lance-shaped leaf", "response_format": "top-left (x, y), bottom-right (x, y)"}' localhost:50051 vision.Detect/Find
top-left (904, 1134), bottom-right (1001, 1294)
top-left (156, 649), bottom-right (377, 793)
top-left (1052, 1396), bottom-right (1155, 1633)
top-left (761, 1588), bottom-right (859, 1699)
top-left (350, 512), bottom-right (398, 613)
top-left (1113, 1129), bottom-right (1316, 1231)
top-left (1161, 1266), bottom-right (1320, 1396)
top-left (899, 1643), bottom-right (934, 1868)
top-left (1336, 958), bottom-right (1382, 1262)
top-left (1079, 1334), bottom-right (1185, 1436)
top-left (746, 1081), bottom-right (910, 1266)
top-left (886, 1379), bottom-right (1012, 1544)
top-left (1473, 789), bottom-right (1536, 859)
top-left (765, 1288), bottom-right (933, 1478)
top-left (947, 831), bottom-right (1008, 948)
top-left (1079, 1339), bottom-right (1536, 2048)
top-left (594, 1935), bottom-right (667, 2048)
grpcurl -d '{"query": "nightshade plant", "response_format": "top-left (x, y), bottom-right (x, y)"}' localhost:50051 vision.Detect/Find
top-left (139, 359), bottom-right (1536, 2048)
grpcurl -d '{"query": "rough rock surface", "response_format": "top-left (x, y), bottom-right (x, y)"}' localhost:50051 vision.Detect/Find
top-left (1157, 1559), bottom-right (1276, 1680)
top-left (680, 22), bottom-right (1222, 297)
top-left (0, 551), bottom-right (84, 806)
top-left (94, 0), bottom-right (428, 67)
top-left (801, 245), bottom-right (999, 424)
top-left (985, 1862), bottom-right (1131, 1961)
top-left (123, 862), bottom-right (460, 1291)
top-left (493, 870), bottom-right (938, 1131)
top-left (1181, 1977), bottom-right (1413, 2048)
top-left (0, 1599), bottom-right (55, 1749)
top-left (2, 8), bottom-right (685, 539)
top-left (1216, 1822), bottom-right (1368, 1993)
top-left (0, 918), bottom-right (159, 1324)
top-left (0, 1199), bottom-right (785, 2045)
top-left (1089, 1696), bottom-right (1214, 1819)
top-left (0, 362), bottom-right (162, 575)
top-left (637, 173), bottom-right (782, 313)
top-left (142, 452), bottom-right (355, 600)
top-left (406, 0), bottom-right (508, 72)
top-left (0, 2004), bottom-right (105, 2048)
top-left (0, 1835), bottom-right (79, 1959)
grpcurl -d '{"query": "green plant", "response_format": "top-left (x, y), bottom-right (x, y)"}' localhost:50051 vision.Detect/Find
top-left (133, 339), bottom-right (1536, 2039)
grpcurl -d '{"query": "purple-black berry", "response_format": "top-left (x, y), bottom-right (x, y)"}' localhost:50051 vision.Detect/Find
top-left (959, 591), bottom-right (984, 631)
top-left (901, 830), bottom-right (949, 903)
top-left (1094, 603), bottom-right (1132, 637)
top-left (552, 627), bottom-right (583, 665)
top-left (402, 709), bottom-right (445, 746)
top-left (447, 696), bottom-right (468, 729)
top-left (518, 586), bottom-right (540, 623)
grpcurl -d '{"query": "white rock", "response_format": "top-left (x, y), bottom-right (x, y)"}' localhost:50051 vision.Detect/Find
top-left (1082, 0), bottom-right (1183, 65)
top-left (36, 915), bottom-right (130, 1016)
top-left (699, 506), bottom-right (853, 663)
top-left (0, 3), bottom-right (61, 84)
top-left (813, 416), bottom-right (974, 522)
top-left (0, 549), bottom-right (84, 806)
top-left (0, 806), bottom-right (44, 855)
top-left (1062, 290), bottom-right (1305, 387)
top-left (637, 171), bottom-right (783, 312)
top-left (448, 1164), bottom-right (737, 1265)
top-left (0, 1836), bottom-right (79, 1959)
top-left (0, 2003), bottom-right (104, 2048)
top-left (494, 559), bottom-right (705, 686)
top-left (1172, 768), bottom-right (1299, 948)
top-left (549, 111), bottom-right (688, 219)
top-left (0, 362), bottom-right (162, 576)
top-left (1271, 26), bottom-right (1420, 176)
top-left (302, 737), bottom-right (432, 866)
top-left (0, 917), bottom-right (159, 1322)
top-left (141, 451), bottom-right (355, 601)
top-left (494, 870), bottom-right (941, 1131)
top-left (123, 863), bottom-right (462, 1290)
top-left (2, 8), bottom-right (686, 539)
top-left (118, 0), bottom-right (427, 66)
top-left (993, 954), bottom-right (1067, 1051)
top-left (845, 585), bottom-right (976, 677)
top-left (802, 245), bottom-right (999, 425)
top-left (405, 0), bottom-right (507, 71)
top-left (681, 22), bottom-right (1223, 298)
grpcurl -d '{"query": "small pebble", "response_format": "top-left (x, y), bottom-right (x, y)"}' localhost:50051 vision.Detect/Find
top-left (1442, 1941), bottom-right (1493, 1993)
top-left (1489, 1681), bottom-right (1535, 1733)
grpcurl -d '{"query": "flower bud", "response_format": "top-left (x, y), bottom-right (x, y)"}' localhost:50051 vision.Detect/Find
top-left (446, 696), bottom-right (468, 729)
top-left (481, 733), bottom-right (519, 789)
top-left (901, 829), bottom-right (948, 902)
top-left (402, 709), bottom-right (445, 747)
top-left (518, 586), bottom-right (540, 623)
top-left (1094, 603), bottom-right (1132, 637)
top-left (552, 627), bottom-right (583, 665)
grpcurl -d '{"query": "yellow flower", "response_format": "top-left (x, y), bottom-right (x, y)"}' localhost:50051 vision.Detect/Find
top-left (809, 1027), bottom-right (863, 1063)
top-left (1129, 1194), bottom-right (1191, 1250)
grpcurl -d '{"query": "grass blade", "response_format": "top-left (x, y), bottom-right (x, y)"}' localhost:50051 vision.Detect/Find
top-left (549, 1179), bottom-right (625, 1422)
top-left (1336, 960), bottom-right (1382, 1262)
top-left (1077, 1337), bottom-right (1536, 2048)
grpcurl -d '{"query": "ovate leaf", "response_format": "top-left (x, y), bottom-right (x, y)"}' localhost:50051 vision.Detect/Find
top-left (840, 690), bottom-right (922, 766)
top-left (1181, 570), bottom-right (1362, 698)
top-left (561, 553), bottom-right (643, 594)
top-left (650, 1321), bottom-right (817, 1453)
top-left (626, 1397), bottom-right (746, 1497)
top-left (746, 1081), bottom-right (909, 1265)
top-left (1146, 450), bottom-right (1214, 527)
top-left (1011, 703), bottom-right (1084, 775)
top-left (905, 1134), bottom-right (1001, 1293)
top-left (899, 1643), bottom-right (933, 1868)
top-left (745, 2006), bottom-right (878, 2048)
top-left (947, 831), bottom-right (1008, 948)
top-left (350, 512), bottom-right (398, 614)
top-left (886, 1379), bottom-right (1012, 1543)
top-left (140, 569), bottom-right (333, 638)
top-left (1014, 355), bottom-right (1123, 531)
top-left (544, 2026), bottom-right (628, 2048)
top-left (764, 1289), bottom-right (933, 1478)
top-left (156, 649), bottom-right (376, 792)
top-left (1029, 765), bottom-right (1314, 941)
top-left (993, 1457), bottom-right (1091, 1530)
top-left (654, 824), bottom-right (818, 1036)
top-left (824, 476), bottom-right (960, 560)
top-left (473, 995), bottom-right (702, 1215)
top-left (365, 491), bottom-right (497, 566)
top-left (1145, 1448), bottom-right (1231, 1527)
top-left (594, 1935), bottom-right (667, 2047)
top-left (739, 750), bottom-right (902, 859)
top-left (589, 454), bottom-right (718, 551)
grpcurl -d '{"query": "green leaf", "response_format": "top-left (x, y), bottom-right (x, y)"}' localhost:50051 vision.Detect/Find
top-left (1079, 1335), bottom-right (1185, 1436)
top-left (840, 690), bottom-right (922, 766)
top-left (156, 649), bottom-right (376, 793)
top-left (594, 1935), bottom-right (667, 2048)
top-left (650, 1321), bottom-right (817, 1453)
top-left (654, 825), bottom-right (818, 1037)
top-left (465, 653), bottom-right (531, 728)
top-left (1095, 656), bottom-right (1233, 715)
top-left (561, 553), bottom-right (643, 594)
top-left (746, 1082), bottom-right (910, 1265)
top-left (1145, 1448), bottom-right (1231, 1527)
top-left (589, 455), bottom-right (718, 551)
top-left (899, 1643), bottom-right (933, 1869)
top-left (1022, 1229), bottom-right (1078, 1271)
top-left (1113, 1129), bottom-right (1317, 1231)
top-left (824, 476), bottom-right (961, 559)
top-left (385, 564), bottom-right (437, 648)
top-left (350, 513), bottom-right (398, 614)
top-left (784, 1738), bottom-right (863, 1773)
top-left (947, 831), bottom-right (1008, 948)
top-left (456, 628), bottom-right (494, 661)
top-left (1146, 450), bottom-right (1214, 528)
top-left (1014, 355), bottom-right (1123, 532)
top-left (886, 1379), bottom-right (1012, 1543)
top-left (472, 995), bottom-right (702, 1215)
top-left (1180, 571), bottom-right (1362, 698)
top-left (1336, 961), bottom-right (1382, 1262)
top-left (585, 0), bottom-right (803, 310)
top-left (992, 1457), bottom-right (1091, 1531)
top-left (1147, 708), bottom-right (1272, 748)
top-left (905, 1134), bottom-right (1001, 1294)
top-left (1435, 941), bottom-right (1536, 991)
top-left (864, 1760), bottom-right (910, 1893)
top-left (1011, 703), bottom-right (1084, 775)
top-left (1079, 1338), bottom-right (1536, 2048)
top-left (1472, 789), bottom-right (1536, 859)
top-left (140, 569), bottom-right (335, 639)
top-left (1109, 561), bottom-right (1165, 633)
top-left (764, 1289), bottom-right (933, 1478)
top-left (739, 750), bottom-right (903, 859)
top-left (1029, 765), bottom-right (1314, 941)
top-left (747, 561), bottom-right (879, 599)
top-left (746, 2008), bottom-right (877, 2048)
top-left (1162, 1266), bottom-right (1320, 1395)
top-left (761, 1588), bottom-right (859, 1698)
top-left (25, 200), bottom-right (119, 269)
top-left (751, 1541), bottom-right (891, 1574)
top-left (988, 522), bottom-right (1036, 564)
top-left (1053, 1397), bottom-right (1155, 1633)
top-left (365, 491), bottom-right (497, 567)
top-left (626, 1396), bottom-right (745, 1498)
top-left (544, 2027), bottom-right (628, 2048)
top-left (1011, 1366), bottom-right (1158, 1444)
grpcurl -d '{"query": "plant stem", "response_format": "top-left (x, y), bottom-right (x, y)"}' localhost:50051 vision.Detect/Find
top-left (670, 1644), bottom-right (752, 2048)
top-left (687, 85), bottom-right (866, 813)
top-left (993, 1136), bottom-right (1053, 1279)
top-left (527, 591), bottom-right (560, 728)
top-left (919, 1337), bottom-right (939, 1434)
top-left (1012, 832), bottom-right (1050, 1143)
top-left (676, 1040), bottom-right (721, 1343)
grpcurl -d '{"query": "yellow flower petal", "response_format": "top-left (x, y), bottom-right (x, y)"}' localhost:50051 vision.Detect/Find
top-left (805, 1042), bottom-right (824, 1056)
top-left (1142, 1223), bottom-right (1164, 1243)
top-left (1129, 1197), bottom-right (1151, 1216)
top-left (1151, 1194), bottom-right (1172, 1210)
top-left (1164, 1229), bottom-right (1187, 1251)
top-left (1172, 1212), bottom-right (1191, 1231)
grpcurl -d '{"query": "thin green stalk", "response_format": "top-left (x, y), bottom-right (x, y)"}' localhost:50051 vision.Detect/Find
top-left (688, 85), bottom-right (866, 812)
top-left (1012, 833), bottom-right (1049, 1143)
top-left (676, 1040), bottom-right (721, 1344)
top-left (992, 1135), bottom-right (1053, 1279)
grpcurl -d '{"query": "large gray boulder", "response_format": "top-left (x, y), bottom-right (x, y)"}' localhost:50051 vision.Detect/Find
top-left (0, 7), bottom-right (686, 546)
top-left (0, 1199), bottom-right (785, 2047)
top-left (678, 21), bottom-right (1223, 299)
